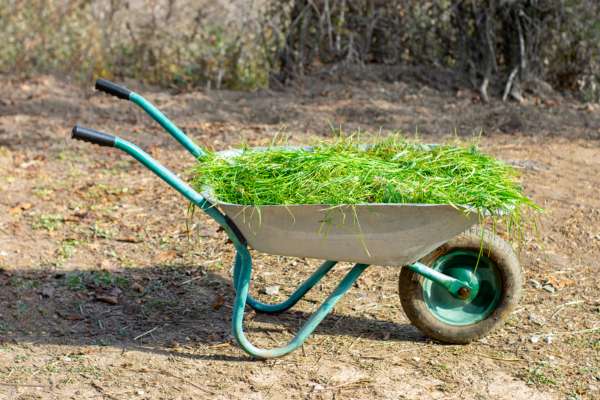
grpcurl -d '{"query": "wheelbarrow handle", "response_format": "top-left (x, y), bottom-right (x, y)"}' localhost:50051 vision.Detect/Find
top-left (93, 78), bottom-right (204, 158)
top-left (95, 79), bottom-right (132, 100)
top-left (72, 125), bottom-right (116, 147)
top-left (69, 124), bottom-right (245, 246)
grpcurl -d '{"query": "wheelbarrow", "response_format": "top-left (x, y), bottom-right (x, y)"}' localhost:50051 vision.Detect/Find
top-left (71, 79), bottom-right (523, 358)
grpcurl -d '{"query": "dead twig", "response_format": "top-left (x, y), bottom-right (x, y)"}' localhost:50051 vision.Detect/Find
top-left (178, 275), bottom-right (204, 286)
top-left (114, 237), bottom-right (142, 243)
top-left (130, 368), bottom-right (216, 395)
top-left (359, 355), bottom-right (385, 360)
top-left (533, 325), bottom-right (600, 337)
top-left (265, 330), bottom-right (281, 345)
top-left (551, 300), bottom-right (584, 319)
top-left (90, 382), bottom-right (120, 400)
top-left (0, 382), bottom-right (48, 388)
top-left (555, 326), bottom-right (600, 336)
top-left (325, 378), bottom-right (372, 391)
top-left (133, 326), bottom-right (158, 341)
top-left (159, 369), bottom-right (217, 395)
top-left (475, 352), bottom-right (523, 362)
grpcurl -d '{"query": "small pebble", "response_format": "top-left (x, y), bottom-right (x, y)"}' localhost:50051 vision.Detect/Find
top-left (530, 335), bottom-right (540, 344)
top-left (528, 313), bottom-right (546, 326)
top-left (263, 285), bottom-right (280, 296)
top-left (544, 335), bottom-right (553, 344)
top-left (312, 383), bottom-right (324, 391)
top-left (529, 279), bottom-right (542, 289)
top-left (542, 284), bottom-right (556, 293)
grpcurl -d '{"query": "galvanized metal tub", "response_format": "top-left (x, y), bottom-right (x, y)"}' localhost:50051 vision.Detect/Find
top-left (214, 202), bottom-right (479, 266)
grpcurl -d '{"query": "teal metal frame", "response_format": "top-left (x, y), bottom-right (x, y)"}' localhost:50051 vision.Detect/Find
top-left (74, 80), bottom-right (476, 358)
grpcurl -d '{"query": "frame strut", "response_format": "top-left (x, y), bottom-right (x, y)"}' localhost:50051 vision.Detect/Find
top-left (232, 247), bottom-right (369, 359)
top-left (407, 261), bottom-right (475, 299)
top-left (233, 253), bottom-right (337, 314)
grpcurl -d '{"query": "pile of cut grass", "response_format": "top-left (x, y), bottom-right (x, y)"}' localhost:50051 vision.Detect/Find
top-left (191, 135), bottom-right (538, 219)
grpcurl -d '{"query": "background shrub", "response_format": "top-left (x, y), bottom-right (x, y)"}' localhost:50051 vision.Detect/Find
top-left (1, 0), bottom-right (598, 100)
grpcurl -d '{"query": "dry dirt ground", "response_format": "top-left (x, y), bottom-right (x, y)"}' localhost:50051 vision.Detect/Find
top-left (0, 71), bottom-right (599, 399)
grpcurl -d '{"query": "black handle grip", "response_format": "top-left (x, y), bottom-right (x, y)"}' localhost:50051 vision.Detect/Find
top-left (72, 125), bottom-right (116, 147)
top-left (95, 79), bottom-right (131, 100)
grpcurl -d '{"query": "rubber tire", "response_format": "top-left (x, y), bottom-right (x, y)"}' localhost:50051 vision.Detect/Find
top-left (399, 227), bottom-right (522, 344)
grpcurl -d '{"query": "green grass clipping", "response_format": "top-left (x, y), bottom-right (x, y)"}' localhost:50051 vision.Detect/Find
top-left (191, 135), bottom-right (539, 229)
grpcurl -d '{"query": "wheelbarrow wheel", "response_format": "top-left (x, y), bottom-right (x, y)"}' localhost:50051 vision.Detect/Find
top-left (398, 227), bottom-right (522, 344)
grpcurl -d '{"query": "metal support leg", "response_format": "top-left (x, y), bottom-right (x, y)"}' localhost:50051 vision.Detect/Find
top-left (232, 248), bottom-right (368, 358)
top-left (233, 253), bottom-right (337, 314)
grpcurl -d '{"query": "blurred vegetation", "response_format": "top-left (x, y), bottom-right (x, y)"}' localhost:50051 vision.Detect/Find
top-left (1, 0), bottom-right (599, 100)
top-left (0, 0), bottom-right (271, 90)
top-left (274, 0), bottom-right (600, 102)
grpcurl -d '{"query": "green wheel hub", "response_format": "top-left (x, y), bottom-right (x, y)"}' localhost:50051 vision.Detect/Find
top-left (422, 250), bottom-right (502, 326)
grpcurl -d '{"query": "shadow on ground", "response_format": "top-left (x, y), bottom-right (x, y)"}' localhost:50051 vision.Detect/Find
top-left (0, 265), bottom-right (422, 361)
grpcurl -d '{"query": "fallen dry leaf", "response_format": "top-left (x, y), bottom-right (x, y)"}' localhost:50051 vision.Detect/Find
top-left (211, 294), bottom-right (225, 310)
top-left (131, 282), bottom-right (144, 293)
top-left (545, 275), bottom-right (576, 290)
top-left (9, 202), bottom-right (33, 214)
top-left (95, 287), bottom-right (122, 305)
top-left (155, 250), bottom-right (177, 264)
top-left (56, 311), bottom-right (84, 321)
top-left (95, 294), bottom-right (119, 305)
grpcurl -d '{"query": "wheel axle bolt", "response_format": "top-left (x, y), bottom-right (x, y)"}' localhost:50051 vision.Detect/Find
top-left (457, 287), bottom-right (471, 300)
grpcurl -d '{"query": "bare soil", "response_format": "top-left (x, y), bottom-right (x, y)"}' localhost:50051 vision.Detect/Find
top-left (0, 72), bottom-right (599, 399)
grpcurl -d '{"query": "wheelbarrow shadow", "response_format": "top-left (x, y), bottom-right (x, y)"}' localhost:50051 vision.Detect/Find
top-left (0, 264), bottom-right (423, 361)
